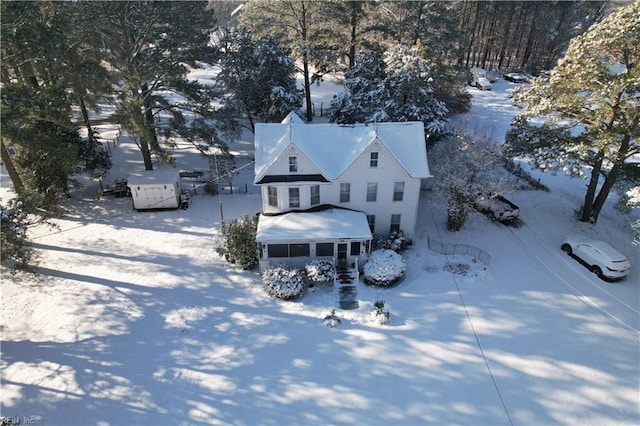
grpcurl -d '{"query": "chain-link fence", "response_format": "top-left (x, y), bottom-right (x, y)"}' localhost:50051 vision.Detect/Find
top-left (427, 235), bottom-right (491, 267)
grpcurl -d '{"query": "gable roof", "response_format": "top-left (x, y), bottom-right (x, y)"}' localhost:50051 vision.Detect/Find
top-left (281, 111), bottom-right (305, 124)
top-left (254, 119), bottom-right (430, 184)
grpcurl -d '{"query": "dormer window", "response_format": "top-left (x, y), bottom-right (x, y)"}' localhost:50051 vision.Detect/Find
top-left (370, 152), bottom-right (379, 167)
top-left (289, 156), bottom-right (298, 172)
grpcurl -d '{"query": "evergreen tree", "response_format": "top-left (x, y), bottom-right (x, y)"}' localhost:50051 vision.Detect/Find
top-left (1, 2), bottom-right (75, 202)
top-left (1, 200), bottom-right (35, 271)
top-left (216, 30), bottom-right (302, 133)
top-left (84, 1), bottom-right (221, 170)
top-left (330, 45), bottom-right (448, 135)
top-left (239, 0), bottom-right (324, 122)
top-left (214, 214), bottom-right (259, 270)
top-left (316, 1), bottom-right (381, 69)
top-left (509, 2), bottom-right (639, 223)
top-left (0, 80), bottom-right (80, 207)
top-left (329, 49), bottom-right (387, 124)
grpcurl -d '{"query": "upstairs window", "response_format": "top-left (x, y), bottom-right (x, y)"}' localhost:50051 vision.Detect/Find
top-left (370, 152), bottom-right (379, 167)
top-left (340, 183), bottom-right (350, 203)
top-left (310, 185), bottom-right (320, 206)
top-left (366, 182), bottom-right (377, 202)
top-left (289, 187), bottom-right (300, 208)
top-left (289, 156), bottom-right (298, 172)
top-left (268, 186), bottom-right (278, 207)
top-left (393, 181), bottom-right (405, 201)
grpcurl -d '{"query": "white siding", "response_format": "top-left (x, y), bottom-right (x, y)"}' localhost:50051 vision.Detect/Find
top-left (257, 139), bottom-right (423, 238)
top-left (262, 144), bottom-right (323, 176)
top-left (333, 140), bottom-right (421, 238)
top-left (261, 183), bottom-right (332, 214)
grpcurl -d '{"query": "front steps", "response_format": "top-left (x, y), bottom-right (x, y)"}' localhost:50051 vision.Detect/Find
top-left (336, 264), bottom-right (359, 310)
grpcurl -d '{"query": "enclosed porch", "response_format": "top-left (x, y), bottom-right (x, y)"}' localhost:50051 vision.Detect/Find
top-left (256, 208), bottom-right (373, 273)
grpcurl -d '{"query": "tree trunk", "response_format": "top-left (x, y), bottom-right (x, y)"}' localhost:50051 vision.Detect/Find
top-left (497, 4), bottom-right (516, 70)
top-left (348, 4), bottom-right (357, 69)
top-left (299, 1), bottom-right (313, 122)
top-left (464, 2), bottom-right (481, 68)
top-left (79, 95), bottom-right (95, 143)
top-left (141, 83), bottom-right (160, 153)
top-left (580, 150), bottom-right (604, 222)
top-left (0, 139), bottom-right (24, 193)
top-left (303, 55), bottom-right (313, 122)
top-left (139, 132), bottom-right (154, 171)
top-left (591, 135), bottom-right (631, 223)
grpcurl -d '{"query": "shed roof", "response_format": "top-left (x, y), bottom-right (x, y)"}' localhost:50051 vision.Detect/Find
top-left (254, 119), bottom-right (430, 183)
top-left (256, 208), bottom-right (372, 242)
top-left (128, 169), bottom-right (180, 186)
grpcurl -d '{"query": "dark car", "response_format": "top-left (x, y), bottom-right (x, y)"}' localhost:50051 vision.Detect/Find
top-left (503, 73), bottom-right (525, 83)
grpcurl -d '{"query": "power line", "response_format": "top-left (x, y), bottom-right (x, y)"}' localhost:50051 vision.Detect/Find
top-left (430, 207), bottom-right (514, 426)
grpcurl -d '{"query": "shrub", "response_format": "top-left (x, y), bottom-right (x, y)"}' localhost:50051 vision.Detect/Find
top-left (214, 214), bottom-right (258, 270)
top-left (363, 249), bottom-right (407, 287)
top-left (372, 231), bottom-right (410, 252)
top-left (1, 200), bottom-right (34, 271)
top-left (323, 308), bottom-right (341, 328)
top-left (304, 259), bottom-right (335, 284)
top-left (262, 264), bottom-right (306, 299)
top-left (370, 299), bottom-right (390, 325)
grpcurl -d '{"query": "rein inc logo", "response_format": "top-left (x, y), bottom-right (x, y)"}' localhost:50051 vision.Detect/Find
top-left (1, 417), bottom-right (36, 425)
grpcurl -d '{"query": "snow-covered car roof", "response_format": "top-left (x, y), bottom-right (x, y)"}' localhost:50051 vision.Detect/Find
top-left (564, 235), bottom-right (628, 261)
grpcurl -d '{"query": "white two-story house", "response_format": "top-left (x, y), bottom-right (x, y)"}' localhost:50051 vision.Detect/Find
top-left (254, 112), bottom-right (430, 271)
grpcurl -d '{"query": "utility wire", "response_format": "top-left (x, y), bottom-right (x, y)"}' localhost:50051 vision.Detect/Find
top-left (430, 207), bottom-right (514, 426)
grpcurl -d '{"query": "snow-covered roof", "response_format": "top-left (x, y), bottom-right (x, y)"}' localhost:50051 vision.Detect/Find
top-left (254, 119), bottom-right (430, 183)
top-left (256, 208), bottom-right (372, 242)
top-left (280, 111), bottom-right (305, 124)
top-left (127, 169), bottom-right (180, 186)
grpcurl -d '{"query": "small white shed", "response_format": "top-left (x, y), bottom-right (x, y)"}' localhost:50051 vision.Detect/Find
top-left (127, 170), bottom-right (181, 210)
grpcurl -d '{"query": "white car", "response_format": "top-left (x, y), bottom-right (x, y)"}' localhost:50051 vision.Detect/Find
top-left (561, 235), bottom-right (631, 280)
top-left (474, 77), bottom-right (492, 90)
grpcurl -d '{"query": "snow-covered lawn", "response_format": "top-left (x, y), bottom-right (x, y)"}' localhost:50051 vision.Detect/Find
top-left (1, 78), bottom-right (638, 425)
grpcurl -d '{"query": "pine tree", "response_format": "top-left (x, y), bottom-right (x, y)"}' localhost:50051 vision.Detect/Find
top-left (216, 30), bottom-right (302, 133)
top-left (510, 2), bottom-right (639, 223)
top-left (1, 2), bottom-right (78, 202)
top-left (330, 45), bottom-right (449, 135)
top-left (238, 0), bottom-right (324, 122)
top-left (84, 1), bottom-right (221, 170)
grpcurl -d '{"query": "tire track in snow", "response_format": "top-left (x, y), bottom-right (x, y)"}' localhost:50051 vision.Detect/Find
top-left (505, 223), bottom-right (639, 338)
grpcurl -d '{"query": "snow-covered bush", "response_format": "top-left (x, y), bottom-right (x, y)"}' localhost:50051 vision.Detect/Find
top-left (214, 214), bottom-right (258, 270)
top-left (429, 132), bottom-right (509, 231)
top-left (304, 260), bottom-right (335, 284)
top-left (372, 231), bottom-right (409, 252)
top-left (363, 249), bottom-right (407, 287)
top-left (262, 265), bottom-right (306, 300)
top-left (1, 200), bottom-right (34, 271)
top-left (632, 219), bottom-right (640, 246)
